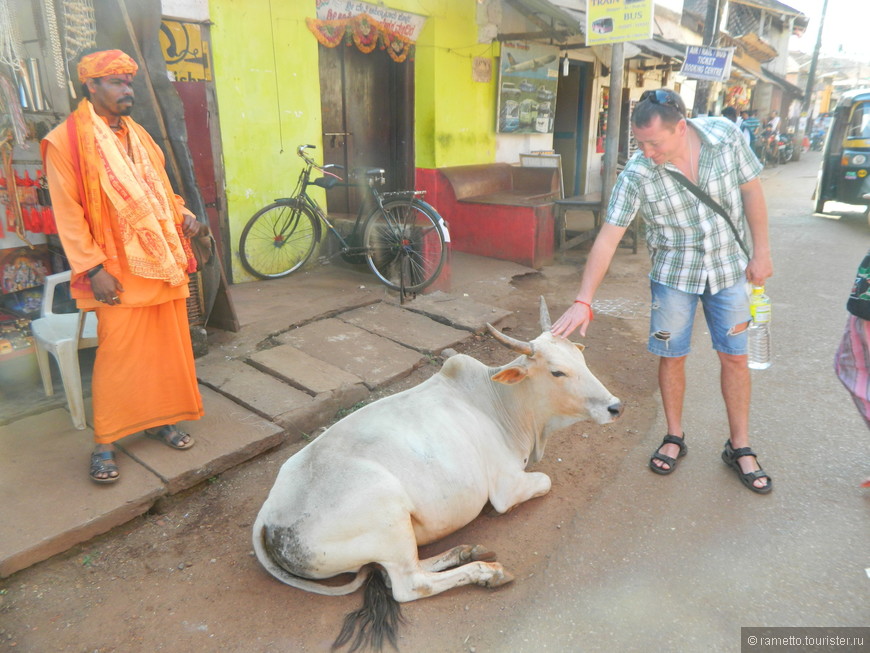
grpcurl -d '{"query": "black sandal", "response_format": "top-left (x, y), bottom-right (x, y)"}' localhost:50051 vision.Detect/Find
top-left (89, 450), bottom-right (119, 484)
top-left (721, 440), bottom-right (772, 494)
top-left (145, 425), bottom-right (195, 450)
top-left (649, 433), bottom-right (687, 475)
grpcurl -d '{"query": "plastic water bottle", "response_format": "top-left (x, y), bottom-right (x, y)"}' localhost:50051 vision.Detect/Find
top-left (748, 285), bottom-right (771, 370)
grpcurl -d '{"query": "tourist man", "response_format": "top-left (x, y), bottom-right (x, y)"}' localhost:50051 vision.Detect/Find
top-left (551, 89), bottom-right (774, 493)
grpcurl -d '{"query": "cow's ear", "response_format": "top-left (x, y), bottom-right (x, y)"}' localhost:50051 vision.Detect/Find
top-left (574, 343), bottom-right (586, 352)
top-left (492, 365), bottom-right (528, 385)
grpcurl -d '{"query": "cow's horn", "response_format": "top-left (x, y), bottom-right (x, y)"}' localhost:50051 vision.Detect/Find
top-left (486, 323), bottom-right (534, 356)
top-left (539, 295), bottom-right (552, 331)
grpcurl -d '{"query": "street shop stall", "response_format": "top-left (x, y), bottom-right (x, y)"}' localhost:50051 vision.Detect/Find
top-left (0, 0), bottom-right (236, 411)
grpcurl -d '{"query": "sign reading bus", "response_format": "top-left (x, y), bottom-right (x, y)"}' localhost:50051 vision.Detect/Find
top-left (585, 0), bottom-right (654, 46)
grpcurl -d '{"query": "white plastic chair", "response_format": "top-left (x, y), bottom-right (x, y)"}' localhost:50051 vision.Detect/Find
top-left (30, 270), bottom-right (99, 429)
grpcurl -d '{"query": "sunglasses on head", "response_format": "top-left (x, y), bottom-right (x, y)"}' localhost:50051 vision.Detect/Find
top-left (639, 89), bottom-right (685, 114)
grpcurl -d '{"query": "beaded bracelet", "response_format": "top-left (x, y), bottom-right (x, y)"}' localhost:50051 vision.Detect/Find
top-left (573, 299), bottom-right (594, 320)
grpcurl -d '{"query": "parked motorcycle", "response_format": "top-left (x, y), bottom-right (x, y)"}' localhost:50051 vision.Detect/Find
top-left (758, 127), bottom-right (779, 167)
top-left (810, 127), bottom-right (825, 151)
top-left (776, 131), bottom-right (795, 164)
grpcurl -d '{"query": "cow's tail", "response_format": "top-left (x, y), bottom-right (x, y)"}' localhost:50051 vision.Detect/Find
top-left (332, 571), bottom-right (404, 653)
top-left (253, 517), bottom-right (370, 596)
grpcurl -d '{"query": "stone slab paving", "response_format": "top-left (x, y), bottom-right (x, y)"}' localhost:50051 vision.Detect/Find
top-left (339, 302), bottom-right (470, 353)
top-left (276, 318), bottom-right (426, 389)
top-left (118, 386), bottom-right (284, 495)
top-left (196, 356), bottom-right (314, 420)
top-left (397, 292), bottom-right (514, 332)
top-left (247, 344), bottom-right (364, 395)
top-left (0, 409), bottom-right (164, 578)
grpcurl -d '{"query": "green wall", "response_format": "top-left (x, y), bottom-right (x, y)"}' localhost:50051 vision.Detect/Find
top-left (210, 0), bottom-right (497, 281)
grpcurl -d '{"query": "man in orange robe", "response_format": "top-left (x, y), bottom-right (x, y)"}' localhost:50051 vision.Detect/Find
top-left (42, 50), bottom-right (205, 484)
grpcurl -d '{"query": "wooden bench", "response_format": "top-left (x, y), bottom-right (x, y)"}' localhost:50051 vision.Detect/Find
top-left (554, 192), bottom-right (638, 254)
top-left (423, 163), bottom-right (561, 268)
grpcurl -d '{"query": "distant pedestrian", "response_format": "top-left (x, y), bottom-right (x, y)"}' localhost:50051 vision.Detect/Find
top-left (742, 110), bottom-right (761, 152)
top-left (767, 110), bottom-right (780, 133)
top-left (834, 248), bottom-right (870, 486)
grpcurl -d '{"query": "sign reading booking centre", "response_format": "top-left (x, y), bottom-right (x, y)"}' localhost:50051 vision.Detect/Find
top-left (586, 0), bottom-right (654, 46)
top-left (680, 45), bottom-right (734, 82)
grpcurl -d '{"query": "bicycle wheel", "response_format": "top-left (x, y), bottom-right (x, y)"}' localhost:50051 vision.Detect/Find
top-left (239, 200), bottom-right (319, 279)
top-left (363, 199), bottom-right (446, 292)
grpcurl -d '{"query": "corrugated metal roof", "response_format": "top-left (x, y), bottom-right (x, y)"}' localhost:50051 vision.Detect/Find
top-left (634, 38), bottom-right (688, 61)
top-left (508, 0), bottom-right (584, 35)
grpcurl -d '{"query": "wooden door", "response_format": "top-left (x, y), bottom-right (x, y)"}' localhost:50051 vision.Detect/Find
top-left (553, 61), bottom-right (593, 196)
top-left (318, 45), bottom-right (414, 215)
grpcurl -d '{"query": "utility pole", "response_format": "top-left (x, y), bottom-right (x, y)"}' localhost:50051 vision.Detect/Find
top-left (602, 42), bottom-right (624, 219)
top-left (794, 0), bottom-right (829, 162)
top-left (692, 0), bottom-right (727, 116)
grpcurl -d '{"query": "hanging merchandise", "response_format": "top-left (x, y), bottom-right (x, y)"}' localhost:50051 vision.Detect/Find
top-left (0, 0), bottom-right (24, 67)
top-left (0, 74), bottom-right (28, 145)
top-left (61, 0), bottom-right (97, 66)
top-left (36, 0), bottom-right (67, 94)
top-left (0, 139), bottom-right (33, 248)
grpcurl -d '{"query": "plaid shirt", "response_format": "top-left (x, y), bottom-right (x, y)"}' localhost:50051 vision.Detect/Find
top-left (606, 117), bottom-right (763, 294)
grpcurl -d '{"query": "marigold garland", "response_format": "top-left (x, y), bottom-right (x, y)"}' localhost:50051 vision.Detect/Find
top-left (306, 14), bottom-right (415, 62)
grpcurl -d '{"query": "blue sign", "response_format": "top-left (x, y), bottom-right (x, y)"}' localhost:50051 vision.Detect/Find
top-left (680, 45), bottom-right (734, 82)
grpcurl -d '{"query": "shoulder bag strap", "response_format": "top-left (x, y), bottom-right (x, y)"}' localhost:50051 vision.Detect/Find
top-left (665, 168), bottom-right (750, 257)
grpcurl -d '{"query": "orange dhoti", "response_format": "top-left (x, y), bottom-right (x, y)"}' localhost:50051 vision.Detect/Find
top-left (92, 299), bottom-right (204, 444)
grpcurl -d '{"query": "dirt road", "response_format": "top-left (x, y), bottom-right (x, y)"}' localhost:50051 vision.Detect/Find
top-left (0, 253), bottom-right (660, 653)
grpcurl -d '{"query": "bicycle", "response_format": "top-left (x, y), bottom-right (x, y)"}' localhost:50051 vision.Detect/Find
top-left (239, 144), bottom-right (447, 293)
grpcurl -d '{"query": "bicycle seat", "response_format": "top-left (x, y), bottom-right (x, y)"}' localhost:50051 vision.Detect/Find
top-left (312, 176), bottom-right (341, 190)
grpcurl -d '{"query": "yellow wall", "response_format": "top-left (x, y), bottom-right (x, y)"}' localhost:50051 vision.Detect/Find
top-left (210, 0), bottom-right (497, 280)
top-left (408, 1), bottom-right (497, 168)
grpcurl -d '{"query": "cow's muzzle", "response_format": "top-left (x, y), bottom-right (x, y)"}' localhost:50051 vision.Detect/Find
top-left (607, 400), bottom-right (624, 419)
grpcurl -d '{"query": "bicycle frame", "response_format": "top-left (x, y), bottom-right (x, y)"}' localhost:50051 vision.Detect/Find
top-left (240, 143), bottom-right (446, 292)
top-left (290, 147), bottom-right (357, 251)
top-left (291, 145), bottom-right (421, 257)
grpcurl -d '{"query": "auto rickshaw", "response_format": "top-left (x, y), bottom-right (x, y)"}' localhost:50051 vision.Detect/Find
top-left (814, 88), bottom-right (870, 221)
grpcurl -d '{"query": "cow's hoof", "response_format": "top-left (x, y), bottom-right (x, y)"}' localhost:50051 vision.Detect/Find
top-left (467, 545), bottom-right (497, 563)
top-left (485, 568), bottom-right (515, 588)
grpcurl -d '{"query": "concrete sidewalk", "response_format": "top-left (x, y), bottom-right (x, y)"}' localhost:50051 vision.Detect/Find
top-left (0, 252), bottom-right (532, 578)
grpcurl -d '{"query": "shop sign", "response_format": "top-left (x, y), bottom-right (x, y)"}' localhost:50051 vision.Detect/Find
top-left (160, 20), bottom-right (212, 82)
top-left (496, 42), bottom-right (559, 134)
top-left (680, 45), bottom-right (734, 82)
top-left (585, 0), bottom-right (654, 46)
top-left (315, 0), bottom-right (427, 42)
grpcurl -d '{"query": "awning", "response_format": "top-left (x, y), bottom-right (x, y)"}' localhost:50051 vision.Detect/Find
top-left (735, 33), bottom-right (778, 63)
top-left (633, 38), bottom-right (688, 62)
top-left (504, 0), bottom-right (584, 42)
top-left (759, 67), bottom-right (805, 98)
top-left (730, 60), bottom-right (805, 99)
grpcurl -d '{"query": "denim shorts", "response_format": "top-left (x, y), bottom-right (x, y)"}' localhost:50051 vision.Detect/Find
top-left (648, 280), bottom-right (751, 357)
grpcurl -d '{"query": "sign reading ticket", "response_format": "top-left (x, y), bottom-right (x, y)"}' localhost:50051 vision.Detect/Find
top-left (681, 45), bottom-right (734, 82)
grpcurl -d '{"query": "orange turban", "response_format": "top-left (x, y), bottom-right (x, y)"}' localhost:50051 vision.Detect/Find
top-left (77, 50), bottom-right (138, 83)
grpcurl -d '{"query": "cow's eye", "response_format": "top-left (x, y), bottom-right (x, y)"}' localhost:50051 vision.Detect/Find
top-left (551, 370), bottom-right (567, 377)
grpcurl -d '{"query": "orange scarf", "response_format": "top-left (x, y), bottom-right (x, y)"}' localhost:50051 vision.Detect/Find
top-left (69, 99), bottom-right (195, 286)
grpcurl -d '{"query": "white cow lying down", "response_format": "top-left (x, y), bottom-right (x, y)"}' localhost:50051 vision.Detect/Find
top-left (253, 299), bottom-right (622, 651)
